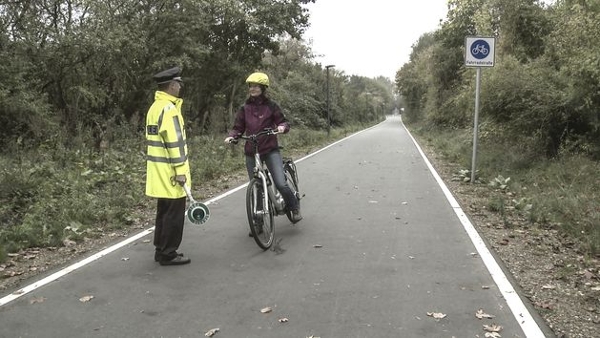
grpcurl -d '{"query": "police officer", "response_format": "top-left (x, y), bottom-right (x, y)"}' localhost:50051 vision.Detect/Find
top-left (145, 66), bottom-right (191, 266)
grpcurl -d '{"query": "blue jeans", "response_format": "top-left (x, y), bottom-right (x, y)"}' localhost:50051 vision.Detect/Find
top-left (245, 149), bottom-right (299, 211)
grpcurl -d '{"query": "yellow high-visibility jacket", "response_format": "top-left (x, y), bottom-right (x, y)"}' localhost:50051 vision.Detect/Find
top-left (145, 91), bottom-right (191, 199)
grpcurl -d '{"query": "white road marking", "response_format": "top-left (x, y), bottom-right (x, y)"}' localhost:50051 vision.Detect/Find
top-left (401, 116), bottom-right (546, 338)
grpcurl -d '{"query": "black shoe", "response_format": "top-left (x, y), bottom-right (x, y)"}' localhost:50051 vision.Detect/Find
top-left (248, 217), bottom-right (264, 237)
top-left (159, 255), bottom-right (191, 266)
top-left (291, 209), bottom-right (303, 223)
top-left (155, 252), bottom-right (183, 262)
top-left (248, 224), bottom-right (264, 237)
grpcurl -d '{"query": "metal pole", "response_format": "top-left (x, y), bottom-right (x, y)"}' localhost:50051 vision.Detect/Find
top-left (326, 67), bottom-right (330, 136)
top-left (471, 67), bottom-right (481, 184)
top-left (325, 65), bottom-right (335, 136)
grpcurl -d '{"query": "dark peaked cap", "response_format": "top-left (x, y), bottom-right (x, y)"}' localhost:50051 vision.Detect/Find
top-left (153, 67), bottom-right (182, 84)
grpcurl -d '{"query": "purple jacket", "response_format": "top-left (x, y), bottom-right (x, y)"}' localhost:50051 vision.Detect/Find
top-left (228, 95), bottom-right (290, 156)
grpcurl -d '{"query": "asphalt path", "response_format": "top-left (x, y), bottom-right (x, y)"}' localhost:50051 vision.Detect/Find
top-left (0, 116), bottom-right (552, 338)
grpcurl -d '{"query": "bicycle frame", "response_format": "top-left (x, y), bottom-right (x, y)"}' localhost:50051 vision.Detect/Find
top-left (249, 140), bottom-right (287, 216)
top-left (231, 128), bottom-right (301, 250)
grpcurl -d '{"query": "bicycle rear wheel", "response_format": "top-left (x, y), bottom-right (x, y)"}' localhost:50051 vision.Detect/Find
top-left (246, 178), bottom-right (274, 250)
top-left (284, 165), bottom-right (301, 223)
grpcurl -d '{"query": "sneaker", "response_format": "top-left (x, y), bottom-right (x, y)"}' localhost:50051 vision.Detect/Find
top-left (290, 209), bottom-right (303, 223)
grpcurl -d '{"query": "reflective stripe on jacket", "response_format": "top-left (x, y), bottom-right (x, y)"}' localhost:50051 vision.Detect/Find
top-left (145, 91), bottom-right (191, 198)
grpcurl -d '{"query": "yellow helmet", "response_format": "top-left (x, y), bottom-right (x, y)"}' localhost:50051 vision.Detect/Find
top-left (245, 72), bottom-right (270, 87)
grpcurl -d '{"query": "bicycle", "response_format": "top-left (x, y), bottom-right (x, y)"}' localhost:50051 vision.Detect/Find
top-left (231, 128), bottom-right (302, 250)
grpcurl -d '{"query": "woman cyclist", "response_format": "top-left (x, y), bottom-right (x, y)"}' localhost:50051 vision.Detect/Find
top-left (224, 72), bottom-right (302, 233)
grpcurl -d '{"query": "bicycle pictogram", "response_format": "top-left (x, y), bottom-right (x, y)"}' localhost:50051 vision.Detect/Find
top-left (471, 44), bottom-right (488, 56)
top-left (469, 39), bottom-right (491, 60)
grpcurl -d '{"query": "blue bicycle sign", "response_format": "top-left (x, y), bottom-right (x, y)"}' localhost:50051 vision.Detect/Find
top-left (465, 36), bottom-right (495, 67)
top-left (471, 40), bottom-right (489, 59)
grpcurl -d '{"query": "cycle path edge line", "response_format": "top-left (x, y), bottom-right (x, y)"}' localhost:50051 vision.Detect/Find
top-left (401, 116), bottom-right (548, 338)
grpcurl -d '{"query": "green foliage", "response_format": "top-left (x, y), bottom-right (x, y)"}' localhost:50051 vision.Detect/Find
top-left (0, 125), bottom-right (147, 256)
top-left (410, 123), bottom-right (600, 256)
top-left (487, 196), bottom-right (505, 213)
top-left (545, 1), bottom-right (600, 158)
top-left (489, 175), bottom-right (511, 190)
top-left (0, 0), bottom-right (315, 146)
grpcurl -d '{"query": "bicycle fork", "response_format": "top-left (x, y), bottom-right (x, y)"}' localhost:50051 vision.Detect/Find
top-left (253, 171), bottom-right (271, 219)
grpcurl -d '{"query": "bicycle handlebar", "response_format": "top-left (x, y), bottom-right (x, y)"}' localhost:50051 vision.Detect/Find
top-left (229, 128), bottom-right (279, 144)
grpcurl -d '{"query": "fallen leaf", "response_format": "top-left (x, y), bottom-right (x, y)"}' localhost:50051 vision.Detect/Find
top-left (260, 307), bottom-right (272, 313)
top-left (3, 270), bottom-right (24, 278)
top-left (79, 295), bottom-right (94, 302)
top-left (142, 239), bottom-right (151, 243)
top-left (313, 244), bottom-right (323, 248)
top-left (63, 239), bottom-right (77, 247)
top-left (121, 257), bottom-right (130, 261)
top-left (12, 289), bottom-right (24, 295)
top-left (204, 328), bottom-right (219, 337)
top-left (482, 285), bottom-right (491, 289)
top-left (583, 270), bottom-right (595, 280)
top-left (278, 317), bottom-right (289, 323)
top-left (541, 284), bottom-right (556, 290)
top-left (426, 312), bottom-right (447, 319)
top-left (475, 309), bottom-right (496, 319)
top-left (29, 297), bottom-right (46, 304)
top-left (483, 323), bottom-right (503, 332)
top-left (484, 332), bottom-right (501, 338)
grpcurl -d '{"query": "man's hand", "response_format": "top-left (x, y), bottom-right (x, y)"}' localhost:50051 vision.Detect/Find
top-left (174, 175), bottom-right (187, 185)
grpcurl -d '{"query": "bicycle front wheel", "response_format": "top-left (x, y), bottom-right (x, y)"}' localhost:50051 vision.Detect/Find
top-left (246, 178), bottom-right (274, 250)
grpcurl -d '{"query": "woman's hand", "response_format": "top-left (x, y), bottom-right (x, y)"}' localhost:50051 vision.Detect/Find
top-left (276, 125), bottom-right (285, 134)
top-left (224, 136), bottom-right (235, 144)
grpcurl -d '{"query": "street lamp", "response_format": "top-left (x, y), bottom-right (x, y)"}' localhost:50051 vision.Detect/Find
top-left (325, 64), bottom-right (335, 136)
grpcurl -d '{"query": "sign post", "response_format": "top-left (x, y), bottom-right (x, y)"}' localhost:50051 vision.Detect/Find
top-left (465, 36), bottom-right (495, 183)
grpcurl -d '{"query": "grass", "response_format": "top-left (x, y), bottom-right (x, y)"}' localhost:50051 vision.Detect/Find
top-left (0, 123), bottom-right (371, 263)
top-left (407, 120), bottom-right (600, 257)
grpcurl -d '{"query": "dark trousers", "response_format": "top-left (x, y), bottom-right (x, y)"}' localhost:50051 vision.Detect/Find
top-left (154, 197), bottom-right (186, 260)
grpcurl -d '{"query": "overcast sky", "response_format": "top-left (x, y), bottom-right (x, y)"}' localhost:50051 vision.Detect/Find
top-left (302, 1), bottom-right (449, 80)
